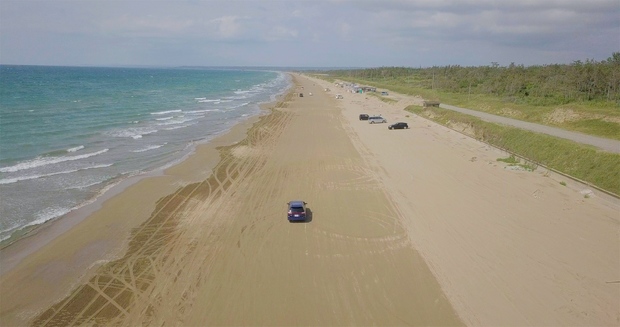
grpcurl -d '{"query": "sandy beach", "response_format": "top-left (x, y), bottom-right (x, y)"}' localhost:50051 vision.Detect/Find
top-left (1, 73), bottom-right (619, 326)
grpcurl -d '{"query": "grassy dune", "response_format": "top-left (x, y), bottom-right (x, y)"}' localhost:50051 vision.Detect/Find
top-left (313, 71), bottom-right (619, 195)
top-left (321, 75), bottom-right (620, 140)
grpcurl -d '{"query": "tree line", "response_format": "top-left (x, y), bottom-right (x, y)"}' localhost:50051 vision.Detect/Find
top-left (327, 52), bottom-right (620, 105)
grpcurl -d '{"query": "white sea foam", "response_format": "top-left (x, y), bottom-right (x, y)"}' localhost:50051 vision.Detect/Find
top-left (0, 206), bottom-right (76, 243)
top-left (151, 109), bottom-right (182, 115)
top-left (227, 102), bottom-right (250, 110)
top-left (186, 109), bottom-right (222, 115)
top-left (0, 164), bottom-right (113, 185)
top-left (107, 127), bottom-right (158, 139)
top-left (0, 173), bottom-right (133, 242)
top-left (132, 144), bottom-right (166, 153)
top-left (164, 123), bottom-right (195, 131)
top-left (68, 179), bottom-right (107, 190)
top-left (224, 95), bottom-right (248, 100)
top-left (67, 145), bottom-right (85, 153)
top-left (0, 149), bottom-right (109, 173)
top-left (156, 117), bottom-right (194, 126)
top-left (1, 68), bottom-right (292, 244)
top-left (34, 206), bottom-right (74, 227)
top-left (185, 109), bottom-right (218, 114)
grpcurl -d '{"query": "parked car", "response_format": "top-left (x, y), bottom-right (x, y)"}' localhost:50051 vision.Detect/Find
top-left (381, 91), bottom-right (389, 96)
top-left (368, 116), bottom-right (387, 124)
top-left (287, 200), bottom-right (307, 222)
top-left (299, 93), bottom-right (303, 97)
top-left (335, 94), bottom-right (343, 99)
top-left (359, 114), bottom-right (369, 120)
top-left (388, 122), bottom-right (409, 130)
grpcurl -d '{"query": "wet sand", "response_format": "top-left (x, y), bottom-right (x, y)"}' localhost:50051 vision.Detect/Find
top-left (1, 73), bottom-right (618, 326)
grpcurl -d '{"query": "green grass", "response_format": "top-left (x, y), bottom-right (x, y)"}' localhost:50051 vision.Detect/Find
top-left (497, 155), bottom-right (537, 171)
top-left (313, 73), bottom-right (620, 194)
top-left (497, 155), bottom-right (520, 164)
top-left (321, 75), bottom-right (620, 140)
top-left (407, 105), bottom-right (620, 195)
top-left (565, 119), bottom-right (620, 138)
top-left (367, 92), bottom-right (397, 104)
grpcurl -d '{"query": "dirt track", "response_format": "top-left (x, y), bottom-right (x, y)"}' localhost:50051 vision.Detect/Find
top-left (1, 74), bottom-right (618, 326)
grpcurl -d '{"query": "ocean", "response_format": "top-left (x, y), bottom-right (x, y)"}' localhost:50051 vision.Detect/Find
top-left (0, 65), bottom-right (291, 243)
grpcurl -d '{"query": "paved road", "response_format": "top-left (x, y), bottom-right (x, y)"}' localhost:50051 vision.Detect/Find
top-left (439, 104), bottom-right (620, 154)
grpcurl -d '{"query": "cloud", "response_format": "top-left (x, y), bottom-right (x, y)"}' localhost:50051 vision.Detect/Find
top-left (0, 0), bottom-right (617, 67)
top-left (351, 0), bottom-right (618, 51)
top-left (100, 15), bottom-right (196, 38)
top-left (339, 23), bottom-right (352, 38)
top-left (209, 16), bottom-right (243, 39)
top-left (265, 26), bottom-right (299, 41)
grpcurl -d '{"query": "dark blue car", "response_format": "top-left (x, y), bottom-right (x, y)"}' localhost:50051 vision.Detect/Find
top-left (287, 200), bottom-right (307, 222)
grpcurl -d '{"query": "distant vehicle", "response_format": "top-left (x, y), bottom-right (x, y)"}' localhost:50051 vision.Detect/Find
top-left (309, 92), bottom-right (313, 96)
top-left (368, 116), bottom-right (387, 124)
top-left (287, 200), bottom-right (307, 222)
top-left (299, 93), bottom-right (304, 97)
top-left (388, 122), bottom-right (409, 130)
top-left (359, 114), bottom-right (369, 120)
top-left (335, 94), bottom-right (343, 99)
top-left (381, 91), bottom-right (389, 96)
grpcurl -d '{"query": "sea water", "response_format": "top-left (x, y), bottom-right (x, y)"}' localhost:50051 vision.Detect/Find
top-left (0, 65), bottom-right (290, 243)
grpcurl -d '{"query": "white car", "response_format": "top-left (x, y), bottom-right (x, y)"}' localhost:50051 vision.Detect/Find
top-left (335, 94), bottom-right (343, 99)
top-left (368, 116), bottom-right (387, 124)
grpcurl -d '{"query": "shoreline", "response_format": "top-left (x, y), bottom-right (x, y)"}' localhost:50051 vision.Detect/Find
top-left (0, 104), bottom-right (280, 266)
top-left (10, 73), bottom-right (462, 326)
top-left (0, 82), bottom-right (294, 316)
top-left (0, 79), bottom-right (291, 275)
top-left (2, 72), bottom-right (618, 326)
top-left (0, 68), bottom-right (291, 248)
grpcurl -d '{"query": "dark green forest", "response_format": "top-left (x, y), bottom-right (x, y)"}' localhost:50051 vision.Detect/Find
top-left (328, 52), bottom-right (620, 105)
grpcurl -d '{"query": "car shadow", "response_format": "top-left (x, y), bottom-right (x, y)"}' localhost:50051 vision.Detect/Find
top-left (290, 207), bottom-right (313, 223)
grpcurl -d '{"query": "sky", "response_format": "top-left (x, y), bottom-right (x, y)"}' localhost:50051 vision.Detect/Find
top-left (1, 0), bottom-right (619, 68)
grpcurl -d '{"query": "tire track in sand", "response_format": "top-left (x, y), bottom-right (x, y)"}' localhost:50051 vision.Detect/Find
top-left (32, 78), bottom-right (462, 326)
top-left (31, 96), bottom-right (295, 326)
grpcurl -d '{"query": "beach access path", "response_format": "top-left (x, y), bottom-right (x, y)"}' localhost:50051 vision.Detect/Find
top-left (1, 73), bottom-right (618, 326)
top-left (437, 103), bottom-right (620, 153)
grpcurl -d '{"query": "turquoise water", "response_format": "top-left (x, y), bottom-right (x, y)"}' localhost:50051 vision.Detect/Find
top-left (0, 65), bottom-right (290, 242)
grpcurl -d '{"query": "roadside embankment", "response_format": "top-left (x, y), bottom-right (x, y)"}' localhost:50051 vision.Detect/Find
top-left (407, 105), bottom-right (620, 196)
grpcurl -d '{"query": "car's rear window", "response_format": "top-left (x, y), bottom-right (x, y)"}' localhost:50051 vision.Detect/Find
top-left (290, 207), bottom-right (304, 212)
